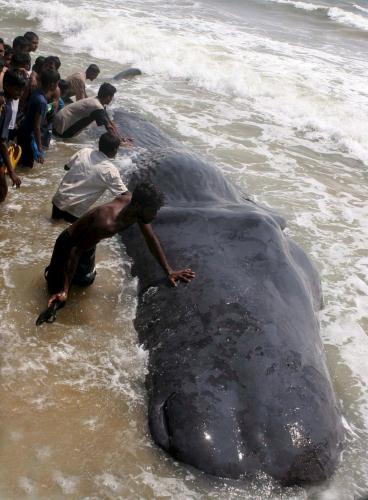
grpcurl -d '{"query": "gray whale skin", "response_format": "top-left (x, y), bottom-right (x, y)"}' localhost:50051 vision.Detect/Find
top-left (116, 111), bottom-right (344, 485)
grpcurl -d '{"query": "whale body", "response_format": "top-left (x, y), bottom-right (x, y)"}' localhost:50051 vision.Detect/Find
top-left (116, 110), bottom-right (343, 484)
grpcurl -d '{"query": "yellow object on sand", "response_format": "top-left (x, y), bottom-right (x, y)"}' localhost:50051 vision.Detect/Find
top-left (6, 144), bottom-right (22, 172)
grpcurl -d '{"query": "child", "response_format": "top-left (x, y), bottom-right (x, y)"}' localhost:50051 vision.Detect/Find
top-left (58, 79), bottom-right (70, 105)
top-left (41, 79), bottom-right (68, 148)
top-left (28, 56), bottom-right (45, 93)
top-left (10, 52), bottom-right (32, 121)
top-left (4, 45), bottom-right (13, 67)
top-left (17, 69), bottom-right (60, 168)
top-left (24, 32), bottom-right (39, 53)
top-left (10, 52), bottom-right (31, 76)
top-left (0, 70), bottom-right (25, 201)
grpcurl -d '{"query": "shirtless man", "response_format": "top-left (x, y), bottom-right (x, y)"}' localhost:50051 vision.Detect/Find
top-left (43, 182), bottom-right (195, 315)
top-left (65, 64), bottom-right (100, 102)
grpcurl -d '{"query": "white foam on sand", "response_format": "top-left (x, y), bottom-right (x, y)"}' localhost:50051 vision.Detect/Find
top-left (18, 476), bottom-right (36, 495)
top-left (52, 471), bottom-right (80, 495)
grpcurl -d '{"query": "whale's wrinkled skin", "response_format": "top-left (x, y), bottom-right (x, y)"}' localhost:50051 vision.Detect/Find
top-left (116, 111), bottom-right (343, 484)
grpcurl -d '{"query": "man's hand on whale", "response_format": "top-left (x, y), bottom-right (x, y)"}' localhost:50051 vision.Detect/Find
top-left (105, 118), bottom-right (133, 148)
top-left (120, 136), bottom-right (133, 148)
top-left (168, 269), bottom-right (196, 287)
top-left (40, 183), bottom-right (195, 322)
top-left (138, 221), bottom-right (195, 287)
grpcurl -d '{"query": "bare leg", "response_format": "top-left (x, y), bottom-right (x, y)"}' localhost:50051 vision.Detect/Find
top-left (0, 166), bottom-right (8, 202)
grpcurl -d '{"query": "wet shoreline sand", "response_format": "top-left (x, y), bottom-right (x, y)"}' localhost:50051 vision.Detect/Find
top-left (0, 143), bottom-right (159, 498)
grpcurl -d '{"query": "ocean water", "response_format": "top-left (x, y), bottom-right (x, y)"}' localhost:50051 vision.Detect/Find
top-left (0, 0), bottom-right (367, 498)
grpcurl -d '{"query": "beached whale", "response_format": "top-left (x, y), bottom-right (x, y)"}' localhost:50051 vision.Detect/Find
top-left (116, 110), bottom-right (343, 484)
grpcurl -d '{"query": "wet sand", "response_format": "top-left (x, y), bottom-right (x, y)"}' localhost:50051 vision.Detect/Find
top-left (0, 143), bottom-right (151, 498)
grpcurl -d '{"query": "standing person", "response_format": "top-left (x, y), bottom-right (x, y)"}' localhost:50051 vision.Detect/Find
top-left (28, 55), bottom-right (45, 92)
top-left (9, 52), bottom-right (31, 76)
top-left (65, 64), bottom-right (100, 102)
top-left (41, 182), bottom-right (195, 317)
top-left (52, 132), bottom-right (128, 222)
top-left (0, 46), bottom-right (14, 92)
top-left (42, 56), bottom-right (61, 72)
top-left (9, 52), bottom-right (32, 119)
top-left (12, 36), bottom-right (30, 55)
top-left (0, 40), bottom-right (8, 92)
top-left (41, 56), bottom-right (63, 119)
top-left (52, 82), bottom-right (126, 141)
top-left (0, 71), bottom-right (25, 201)
top-left (3, 45), bottom-right (13, 68)
top-left (58, 79), bottom-right (70, 105)
top-left (17, 69), bottom-right (60, 168)
top-left (0, 56), bottom-right (5, 92)
top-left (24, 32), bottom-right (39, 53)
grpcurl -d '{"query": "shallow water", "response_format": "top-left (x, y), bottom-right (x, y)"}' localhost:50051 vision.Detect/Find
top-left (0, 0), bottom-right (368, 498)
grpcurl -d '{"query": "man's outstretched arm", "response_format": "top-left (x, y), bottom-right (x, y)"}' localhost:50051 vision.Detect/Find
top-left (103, 117), bottom-right (133, 147)
top-left (139, 222), bottom-right (196, 287)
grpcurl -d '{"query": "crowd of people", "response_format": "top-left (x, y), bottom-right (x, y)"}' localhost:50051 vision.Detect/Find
top-left (0, 31), bottom-right (195, 324)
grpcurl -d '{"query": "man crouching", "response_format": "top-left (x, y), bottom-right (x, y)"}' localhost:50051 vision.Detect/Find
top-left (41, 182), bottom-right (195, 320)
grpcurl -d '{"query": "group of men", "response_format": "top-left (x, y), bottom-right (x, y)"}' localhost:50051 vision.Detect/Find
top-left (0, 31), bottom-right (195, 322)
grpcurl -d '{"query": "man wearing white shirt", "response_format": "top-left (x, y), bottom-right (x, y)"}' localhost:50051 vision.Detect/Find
top-left (52, 132), bottom-right (128, 222)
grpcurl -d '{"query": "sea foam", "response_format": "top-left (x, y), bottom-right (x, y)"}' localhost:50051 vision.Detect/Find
top-left (327, 6), bottom-right (368, 31)
top-left (3, 0), bottom-right (368, 165)
top-left (265, 0), bottom-right (368, 31)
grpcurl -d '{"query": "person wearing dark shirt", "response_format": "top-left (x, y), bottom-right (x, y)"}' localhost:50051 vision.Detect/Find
top-left (0, 71), bottom-right (25, 202)
top-left (17, 69), bottom-right (60, 168)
